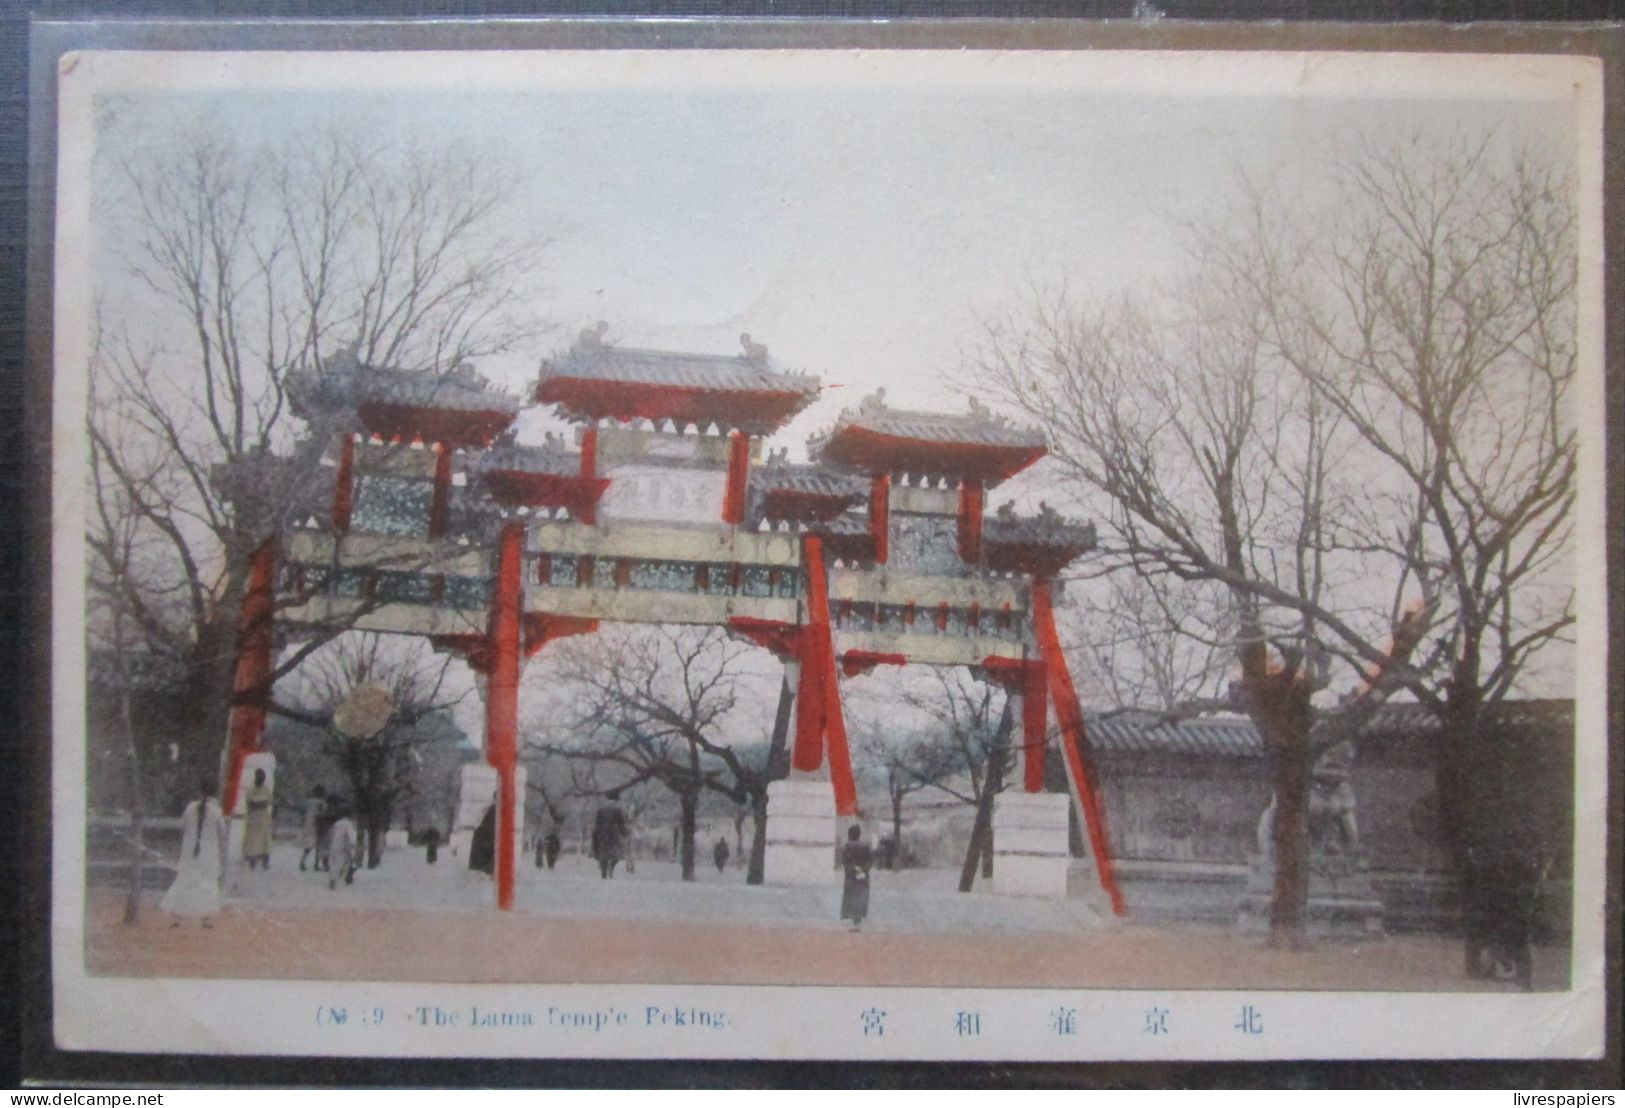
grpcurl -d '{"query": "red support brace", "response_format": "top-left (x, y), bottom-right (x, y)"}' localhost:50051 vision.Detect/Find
top-left (722, 430), bottom-right (750, 525)
top-left (869, 474), bottom-right (890, 564)
top-left (427, 446), bottom-right (453, 538)
top-left (957, 478), bottom-right (984, 563)
top-left (331, 434), bottom-right (354, 533)
top-left (794, 535), bottom-right (858, 815)
top-left (487, 522), bottom-right (524, 911)
top-left (1033, 580), bottom-right (1125, 915)
top-left (221, 539), bottom-right (277, 814)
top-left (840, 650), bottom-right (907, 678)
top-left (522, 612), bottom-right (599, 659)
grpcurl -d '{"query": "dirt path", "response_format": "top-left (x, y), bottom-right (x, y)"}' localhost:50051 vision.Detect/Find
top-left (83, 889), bottom-right (1563, 991)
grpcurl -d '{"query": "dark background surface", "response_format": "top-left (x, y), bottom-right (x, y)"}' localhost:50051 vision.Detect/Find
top-left (1, 1), bottom-right (1620, 1090)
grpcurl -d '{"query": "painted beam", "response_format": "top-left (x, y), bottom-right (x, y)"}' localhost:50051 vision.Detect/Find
top-left (826, 566), bottom-right (1022, 611)
top-left (527, 519), bottom-right (801, 567)
top-left (280, 596), bottom-right (489, 638)
top-left (522, 586), bottom-right (799, 627)
top-left (834, 629), bottom-right (1024, 667)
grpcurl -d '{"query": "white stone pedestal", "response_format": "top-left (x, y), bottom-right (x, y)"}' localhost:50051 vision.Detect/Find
top-left (992, 790), bottom-right (1071, 899)
top-left (764, 778), bottom-right (838, 886)
top-left (227, 751), bottom-right (276, 864)
top-left (450, 762), bottom-right (526, 869)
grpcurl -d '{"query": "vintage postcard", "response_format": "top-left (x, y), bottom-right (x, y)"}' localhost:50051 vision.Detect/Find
top-left (42, 27), bottom-right (1611, 1062)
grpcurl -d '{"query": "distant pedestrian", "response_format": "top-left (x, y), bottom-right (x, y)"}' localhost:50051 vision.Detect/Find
top-left (423, 826), bottom-right (440, 865)
top-left (161, 779), bottom-right (228, 928)
top-left (544, 829), bottom-right (561, 870)
top-left (299, 785), bottom-right (326, 871)
top-left (591, 791), bottom-right (628, 879)
top-left (469, 802), bottom-right (496, 876)
top-left (713, 837), bottom-right (731, 873)
top-left (241, 768), bottom-right (273, 870)
top-left (327, 805), bottom-right (357, 889)
top-left (840, 824), bottom-right (874, 932)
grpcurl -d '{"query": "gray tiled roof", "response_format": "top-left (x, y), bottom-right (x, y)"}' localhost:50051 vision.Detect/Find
top-left (815, 394), bottom-right (1045, 452)
top-left (542, 343), bottom-right (819, 398)
top-left (1087, 711), bottom-right (1262, 757)
top-left (749, 464), bottom-right (868, 500)
top-left (983, 508), bottom-right (1096, 550)
top-left (1086, 700), bottom-right (1575, 758)
top-left (288, 347), bottom-right (521, 420)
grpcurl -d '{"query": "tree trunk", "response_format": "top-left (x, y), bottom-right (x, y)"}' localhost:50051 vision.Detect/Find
top-left (958, 704), bottom-right (1012, 892)
top-left (678, 790), bottom-right (697, 881)
top-left (1266, 743), bottom-right (1310, 949)
top-left (890, 786), bottom-right (904, 871)
top-left (767, 674), bottom-right (794, 778)
top-left (747, 790), bottom-right (769, 885)
top-left (117, 657), bottom-right (146, 925)
top-left (1434, 695), bottom-right (1485, 976)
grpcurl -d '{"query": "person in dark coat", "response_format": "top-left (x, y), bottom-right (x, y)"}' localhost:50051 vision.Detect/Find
top-left (423, 826), bottom-right (440, 865)
top-left (591, 791), bottom-right (628, 879)
top-left (840, 824), bottom-right (874, 931)
top-left (713, 837), bottom-right (731, 873)
top-left (468, 803), bottom-right (496, 876)
top-left (544, 829), bottom-right (561, 870)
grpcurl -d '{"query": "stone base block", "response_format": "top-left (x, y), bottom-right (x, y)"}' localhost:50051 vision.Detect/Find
top-left (1237, 855), bottom-right (1386, 937)
top-left (764, 779), bottom-right (838, 886)
top-left (992, 791), bottom-right (1071, 899)
top-left (453, 762), bottom-right (526, 872)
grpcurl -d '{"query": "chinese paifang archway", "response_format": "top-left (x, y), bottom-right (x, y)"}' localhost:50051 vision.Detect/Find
top-left (219, 327), bottom-right (1124, 915)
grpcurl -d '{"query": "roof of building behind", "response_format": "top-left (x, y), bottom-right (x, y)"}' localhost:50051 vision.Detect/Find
top-left (1086, 699), bottom-right (1575, 760)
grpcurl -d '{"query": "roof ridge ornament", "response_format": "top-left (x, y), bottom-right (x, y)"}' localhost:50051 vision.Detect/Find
top-left (740, 332), bottom-right (769, 366)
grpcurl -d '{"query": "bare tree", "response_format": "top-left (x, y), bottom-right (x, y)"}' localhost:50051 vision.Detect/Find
top-left (87, 116), bottom-right (547, 803)
top-left (1254, 134), bottom-right (1577, 974)
top-left (864, 669), bottom-right (1014, 891)
top-left (970, 130), bottom-right (1573, 951)
top-left (530, 626), bottom-right (770, 883)
top-left (278, 633), bottom-right (464, 868)
top-left (852, 723), bottom-right (939, 871)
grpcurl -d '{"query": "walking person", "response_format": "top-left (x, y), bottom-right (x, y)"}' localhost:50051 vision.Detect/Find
top-left (544, 828), bottom-right (561, 870)
top-left (327, 804), bottom-right (358, 890)
top-left (298, 785), bottom-right (326, 871)
top-left (240, 768), bottom-right (274, 870)
top-left (713, 836), bottom-right (731, 874)
top-left (423, 826), bottom-right (440, 865)
top-left (160, 779), bottom-right (228, 928)
top-left (840, 824), bottom-right (874, 932)
top-left (591, 791), bottom-right (628, 879)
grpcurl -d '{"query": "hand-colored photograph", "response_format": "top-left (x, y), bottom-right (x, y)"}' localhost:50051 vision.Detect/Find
top-left (46, 37), bottom-right (1609, 1061)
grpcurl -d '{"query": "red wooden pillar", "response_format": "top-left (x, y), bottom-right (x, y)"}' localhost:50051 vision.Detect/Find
top-left (869, 474), bottom-right (890, 564)
top-left (957, 479), bottom-right (984, 563)
top-left (1022, 660), bottom-right (1049, 794)
top-left (722, 430), bottom-right (750, 525)
top-left (221, 539), bottom-right (277, 814)
top-left (331, 434), bottom-right (355, 532)
top-left (1032, 579), bottom-right (1125, 915)
top-left (487, 521), bottom-right (524, 910)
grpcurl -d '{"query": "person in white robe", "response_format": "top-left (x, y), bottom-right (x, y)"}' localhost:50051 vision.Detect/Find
top-left (160, 781), bottom-right (228, 926)
top-left (328, 806), bottom-right (357, 890)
